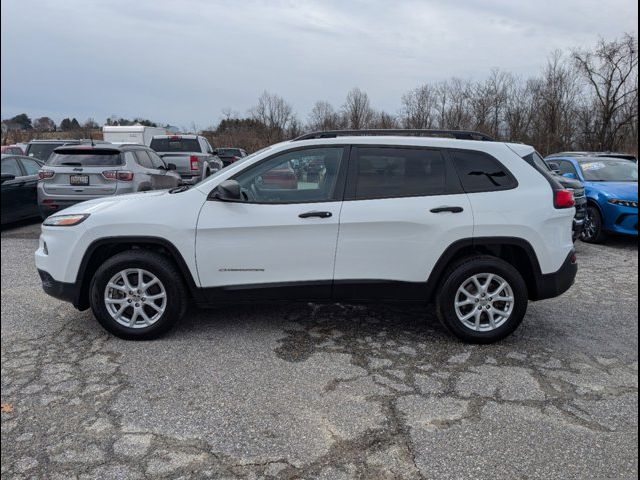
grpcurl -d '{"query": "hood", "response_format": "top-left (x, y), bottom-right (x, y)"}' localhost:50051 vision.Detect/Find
top-left (53, 190), bottom-right (169, 215)
top-left (585, 182), bottom-right (639, 201)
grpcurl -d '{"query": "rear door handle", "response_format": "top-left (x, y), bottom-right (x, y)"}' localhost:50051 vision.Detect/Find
top-left (430, 206), bottom-right (464, 214)
top-left (299, 211), bottom-right (332, 219)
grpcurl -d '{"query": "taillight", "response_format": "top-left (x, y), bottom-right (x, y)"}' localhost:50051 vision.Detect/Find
top-left (103, 170), bottom-right (134, 181)
top-left (190, 156), bottom-right (200, 171)
top-left (38, 170), bottom-right (55, 180)
top-left (554, 189), bottom-right (576, 209)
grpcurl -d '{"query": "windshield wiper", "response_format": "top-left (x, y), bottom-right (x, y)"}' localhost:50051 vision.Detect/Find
top-left (59, 162), bottom-right (83, 166)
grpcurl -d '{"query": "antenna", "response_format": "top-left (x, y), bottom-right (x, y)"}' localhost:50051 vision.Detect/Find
top-left (89, 133), bottom-right (95, 147)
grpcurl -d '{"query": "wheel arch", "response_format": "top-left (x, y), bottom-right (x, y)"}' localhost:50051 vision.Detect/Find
top-left (425, 237), bottom-right (544, 301)
top-left (74, 236), bottom-right (198, 310)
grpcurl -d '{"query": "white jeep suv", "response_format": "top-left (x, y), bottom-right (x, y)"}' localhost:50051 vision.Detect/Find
top-left (35, 130), bottom-right (578, 343)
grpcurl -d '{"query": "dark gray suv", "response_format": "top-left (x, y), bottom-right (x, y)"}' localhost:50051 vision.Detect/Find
top-left (37, 144), bottom-right (182, 218)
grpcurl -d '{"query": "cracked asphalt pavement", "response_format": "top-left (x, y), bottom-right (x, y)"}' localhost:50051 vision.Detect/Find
top-left (1, 221), bottom-right (638, 479)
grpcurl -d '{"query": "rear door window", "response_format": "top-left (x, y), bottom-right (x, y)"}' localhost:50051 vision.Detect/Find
top-left (453, 150), bottom-right (518, 192)
top-left (48, 150), bottom-right (124, 167)
top-left (555, 161), bottom-right (579, 177)
top-left (353, 147), bottom-right (447, 199)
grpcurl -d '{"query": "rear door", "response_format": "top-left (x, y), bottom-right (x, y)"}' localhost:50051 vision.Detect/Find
top-left (333, 146), bottom-right (473, 300)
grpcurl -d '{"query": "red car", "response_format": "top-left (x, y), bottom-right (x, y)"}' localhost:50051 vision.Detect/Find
top-left (1, 145), bottom-right (24, 155)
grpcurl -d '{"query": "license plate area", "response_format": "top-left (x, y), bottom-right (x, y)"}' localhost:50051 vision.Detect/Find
top-left (69, 175), bottom-right (89, 186)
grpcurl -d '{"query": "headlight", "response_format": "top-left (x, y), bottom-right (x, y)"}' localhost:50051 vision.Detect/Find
top-left (609, 199), bottom-right (638, 208)
top-left (42, 214), bottom-right (90, 227)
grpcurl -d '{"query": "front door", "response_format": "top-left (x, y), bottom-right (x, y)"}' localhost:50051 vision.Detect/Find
top-left (333, 146), bottom-right (474, 300)
top-left (195, 146), bottom-right (348, 300)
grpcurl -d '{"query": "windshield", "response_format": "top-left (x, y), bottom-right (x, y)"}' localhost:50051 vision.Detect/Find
top-left (579, 159), bottom-right (638, 182)
top-left (26, 143), bottom-right (63, 161)
top-left (48, 151), bottom-right (124, 166)
top-left (150, 138), bottom-right (200, 152)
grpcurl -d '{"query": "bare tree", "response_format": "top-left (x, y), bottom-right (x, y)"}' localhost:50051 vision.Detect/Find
top-left (250, 91), bottom-right (295, 142)
top-left (342, 88), bottom-right (374, 129)
top-left (307, 101), bottom-right (343, 131)
top-left (573, 33), bottom-right (639, 150)
top-left (400, 84), bottom-right (437, 129)
top-left (372, 111), bottom-right (399, 129)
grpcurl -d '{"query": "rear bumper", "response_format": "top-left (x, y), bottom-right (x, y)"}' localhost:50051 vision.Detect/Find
top-left (531, 250), bottom-right (578, 301)
top-left (38, 269), bottom-right (82, 309)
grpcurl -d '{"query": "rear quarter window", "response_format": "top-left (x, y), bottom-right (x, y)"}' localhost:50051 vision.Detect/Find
top-left (452, 150), bottom-right (518, 193)
top-left (150, 138), bottom-right (200, 152)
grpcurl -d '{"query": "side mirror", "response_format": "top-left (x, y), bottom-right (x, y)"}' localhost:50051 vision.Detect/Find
top-left (212, 149), bottom-right (219, 156)
top-left (209, 179), bottom-right (242, 202)
top-left (166, 163), bottom-right (177, 171)
top-left (562, 172), bottom-right (577, 180)
top-left (1, 173), bottom-right (16, 183)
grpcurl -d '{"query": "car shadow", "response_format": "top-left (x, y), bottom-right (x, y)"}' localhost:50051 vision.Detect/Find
top-left (1, 218), bottom-right (42, 238)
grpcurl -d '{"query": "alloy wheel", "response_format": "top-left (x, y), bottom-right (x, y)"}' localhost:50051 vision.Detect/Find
top-left (104, 268), bottom-right (167, 328)
top-left (454, 273), bottom-right (515, 332)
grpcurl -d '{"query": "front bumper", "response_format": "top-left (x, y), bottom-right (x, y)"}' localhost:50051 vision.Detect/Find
top-left (38, 269), bottom-right (81, 308)
top-left (603, 203), bottom-right (638, 236)
top-left (531, 250), bottom-right (578, 301)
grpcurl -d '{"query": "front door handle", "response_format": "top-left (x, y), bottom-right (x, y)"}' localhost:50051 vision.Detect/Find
top-left (299, 211), bottom-right (332, 219)
top-left (430, 206), bottom-right (464, 214)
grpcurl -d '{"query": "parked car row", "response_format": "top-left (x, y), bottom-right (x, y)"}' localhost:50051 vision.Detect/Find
top-left (544, 154), bottom-right (638, 243)
top-left (1, 135), bottom-right (248, 224)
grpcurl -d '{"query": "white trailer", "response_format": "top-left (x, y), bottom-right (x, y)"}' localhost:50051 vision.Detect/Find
top-left (102, 125), bottom-right (167, 146)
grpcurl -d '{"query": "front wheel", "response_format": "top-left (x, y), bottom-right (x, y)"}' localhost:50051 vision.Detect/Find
top-left (436, 256), bottom-right (529, 344)
top-left (580, 205), bottom-right (607, 244)
top-left (89, 250), bottom-right (187, 340)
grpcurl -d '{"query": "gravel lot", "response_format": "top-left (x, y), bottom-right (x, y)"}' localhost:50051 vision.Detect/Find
top-left (1, 221), bottom-right (638, 479)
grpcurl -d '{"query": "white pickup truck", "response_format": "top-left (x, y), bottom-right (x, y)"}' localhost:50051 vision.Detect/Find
top-left (149, 135), bottom-right (224, 184)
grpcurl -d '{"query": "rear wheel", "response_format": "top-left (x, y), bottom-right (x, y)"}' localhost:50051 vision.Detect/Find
top-left (90, 250), bottom-right (187, 340)
top-left (581, 205), bottom-right (607, 244)
top-left (436, 256), bottom-right (528, 343)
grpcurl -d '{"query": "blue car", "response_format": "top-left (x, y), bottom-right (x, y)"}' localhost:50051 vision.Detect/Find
top-left (545, 156), bottom-right (638, 243)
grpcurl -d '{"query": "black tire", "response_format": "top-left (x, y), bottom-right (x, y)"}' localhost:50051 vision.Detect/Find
top-left (580, 205), bottom-right (607, 244)
top-left (89, 250), bottom-right (187, 340)
top-left (435, 255), bottom-right (529, 344)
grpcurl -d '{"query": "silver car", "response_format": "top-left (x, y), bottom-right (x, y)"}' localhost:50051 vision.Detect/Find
top-left (37, 144), bottom-right (182, 218)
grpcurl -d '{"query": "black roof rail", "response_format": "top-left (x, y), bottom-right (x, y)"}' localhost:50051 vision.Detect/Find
top-left (293, 129), bottom-right (495, 142)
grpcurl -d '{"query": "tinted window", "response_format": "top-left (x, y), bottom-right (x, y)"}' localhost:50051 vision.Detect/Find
top-left (354, 147), bottom-right (446, 199)
top-left (235, 147), bottom-right (343, 203)
top-left (135, 150), bottom-right (153, 168)
top-left (48, 150), bottom-right (124, 166)
top-left (453, 151), bottom-right (517, 192)
top-left (150, 138), bottom-right (200, 152)
top-left (1, 158), bottom-right (22, 176)
top-left (19, 158), bottom-right (42, 175)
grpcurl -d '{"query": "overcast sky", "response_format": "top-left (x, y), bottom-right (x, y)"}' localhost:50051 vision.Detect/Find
top-left (1, 0), bottom-right (638, 129)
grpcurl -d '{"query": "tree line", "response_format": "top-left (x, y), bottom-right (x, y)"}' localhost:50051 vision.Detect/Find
top-left (3, 34), bottom-right (637, 156)
top-left (213, 34), bottom-right (637, 155)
